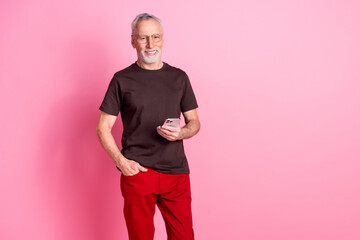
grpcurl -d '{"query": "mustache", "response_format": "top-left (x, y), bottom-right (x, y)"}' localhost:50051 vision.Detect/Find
top-left (143, 48), bottom-right (160, 52)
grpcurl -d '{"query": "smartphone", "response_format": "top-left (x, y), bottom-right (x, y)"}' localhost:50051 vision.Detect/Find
top-left (163, 118), bottom-right (180, 128)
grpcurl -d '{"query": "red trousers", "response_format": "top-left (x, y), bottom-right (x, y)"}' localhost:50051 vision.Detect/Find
top-left (120, 168), bottom-right (194, 240)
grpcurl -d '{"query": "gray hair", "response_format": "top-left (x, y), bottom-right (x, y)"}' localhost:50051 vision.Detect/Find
top-left (131, 13), bottom-right (163, 36)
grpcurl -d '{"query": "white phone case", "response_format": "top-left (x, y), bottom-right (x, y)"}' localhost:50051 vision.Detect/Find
top-left (163, 118), bottom-right (180, 128)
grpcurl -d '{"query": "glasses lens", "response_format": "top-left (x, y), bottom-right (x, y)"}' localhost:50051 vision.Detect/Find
top-left (152, 34), bottom-right (161, 43)
top-left (137, 36), bottom-right (146, 43)
top-left (137, 34), bottom-right (161, 43)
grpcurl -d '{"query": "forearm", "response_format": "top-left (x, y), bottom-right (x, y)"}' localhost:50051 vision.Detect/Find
top-left (180, 119), bottom-right (200, 140)
top-left (96, 129), bottom-right (127, 166)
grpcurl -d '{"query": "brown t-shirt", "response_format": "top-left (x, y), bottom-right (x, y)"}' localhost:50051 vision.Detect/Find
top-left (99, 62), bottom-right (198, 174)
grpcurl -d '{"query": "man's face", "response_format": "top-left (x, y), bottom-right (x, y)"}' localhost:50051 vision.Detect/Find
top-left (131, 19), bottom-right (164, 66)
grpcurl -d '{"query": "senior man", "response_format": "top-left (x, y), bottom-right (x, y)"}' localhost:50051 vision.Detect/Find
top-left (97, 13), bottom-right (200, 240)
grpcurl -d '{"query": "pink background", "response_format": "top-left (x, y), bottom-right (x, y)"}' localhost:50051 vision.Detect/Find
top-left (1, 0), bottom-right (360, 239)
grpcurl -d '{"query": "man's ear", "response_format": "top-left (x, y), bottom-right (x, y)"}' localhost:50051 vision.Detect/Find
top-left (131, 37), bottom-right (135, 48)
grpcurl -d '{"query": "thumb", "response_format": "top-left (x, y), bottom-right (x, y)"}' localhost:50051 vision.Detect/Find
top-left (138, 165), bottom-right (148, 172)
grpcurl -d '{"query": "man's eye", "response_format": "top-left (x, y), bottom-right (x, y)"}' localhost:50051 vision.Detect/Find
top-left (153, 35), bottom-right (160, 39)
top-left (139, 36), bottom-right (146, 40)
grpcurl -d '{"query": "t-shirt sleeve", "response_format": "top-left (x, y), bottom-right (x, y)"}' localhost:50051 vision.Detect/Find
top-left (99, 76), bottom-right (121, 116)
top-left (180, 73), bottom-right (198, 112)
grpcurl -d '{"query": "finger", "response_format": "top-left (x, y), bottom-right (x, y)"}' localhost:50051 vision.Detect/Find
top-left (123, 171), bottom-right (137, 176)
top-left (121, 163), bottom-right (139, 176)
top-left (157, 127), bottom-right (165, 136)
top-left (138, 165), bottom-right (148, 172)
top-left (157, 127), bottom-right (169, 137)
top-left (158, 127), bottom-right (173, 135)
top-left (157, 127), bottom-right (174, 141)
top-left (131, 168), bottom-right (141, 175)
top-left (160, 125), bottom-right (178, 132)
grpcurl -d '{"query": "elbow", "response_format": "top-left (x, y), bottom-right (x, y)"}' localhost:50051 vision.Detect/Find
top-left (96, 125), bottom-right (103, 140)
top-left (191, 119), bottom-right (200, 136)
top-left (196, 120), bottom-right (201, 134)
top-left (96, 123), bottom-right (109, 139)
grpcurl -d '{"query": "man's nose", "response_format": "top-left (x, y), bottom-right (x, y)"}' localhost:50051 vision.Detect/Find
top-left (146, 36), bottom-right (154, 48)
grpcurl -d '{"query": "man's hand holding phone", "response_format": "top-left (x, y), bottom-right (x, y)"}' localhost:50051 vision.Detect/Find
top-left (157, 118), bottom-right (182, 141)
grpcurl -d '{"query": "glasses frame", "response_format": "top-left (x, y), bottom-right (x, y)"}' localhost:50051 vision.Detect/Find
top-left (134, 34), bottom-right (163, 44)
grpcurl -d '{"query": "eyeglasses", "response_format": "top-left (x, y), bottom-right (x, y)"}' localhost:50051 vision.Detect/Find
top-left (134, 34), bottom-right (162, 44)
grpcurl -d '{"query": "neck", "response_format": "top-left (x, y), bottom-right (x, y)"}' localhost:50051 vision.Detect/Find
top-left (136, 60), bottom-right (163, 70)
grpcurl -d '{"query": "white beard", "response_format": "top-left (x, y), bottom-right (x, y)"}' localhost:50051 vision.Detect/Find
top-left (140, 50), bottom-right (161, 64)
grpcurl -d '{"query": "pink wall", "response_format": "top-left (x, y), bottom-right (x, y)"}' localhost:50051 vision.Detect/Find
top-left (1, 0), bottom-right (360, 239)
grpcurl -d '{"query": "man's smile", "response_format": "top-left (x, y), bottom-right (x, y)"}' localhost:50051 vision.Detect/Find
top-left (145, 50), bottom-right (158, 56)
